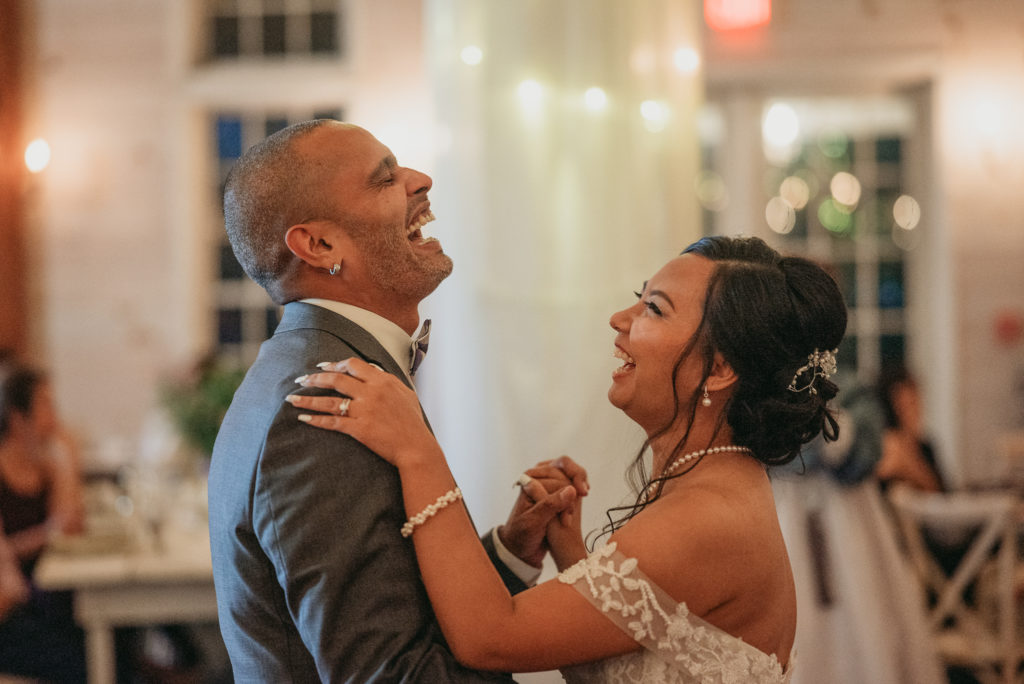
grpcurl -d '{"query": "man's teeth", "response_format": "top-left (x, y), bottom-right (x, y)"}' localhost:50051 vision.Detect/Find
top-left (407, 210), bottom-right (436, 236)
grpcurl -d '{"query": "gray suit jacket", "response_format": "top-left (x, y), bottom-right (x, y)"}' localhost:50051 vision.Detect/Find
top-left (209, 302), bottom-right (520, 683)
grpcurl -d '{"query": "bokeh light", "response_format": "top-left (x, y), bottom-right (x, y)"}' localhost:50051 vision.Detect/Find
top-left (830, 171), bottom-right (861, 208)
top-left (766, 197), bottom-right (796, 234)
top-left (694, 170), bottom-right (729, 211)
top-left (818, 198), bottom-right (854, 235)
top-left (640, 100), bottom-right (669, 132)
top-left (459, 45), bottom-right (483, 66)
top-left (673, 47), bottom-right (700, 73)
top-left (25, 138), bottom-right (51, 173)
top-left (517, 79), bottom-right (544, 112)
top-left (584, 87), bottom-right (608, 112)
top-left (893, 194), bottom-right (921, 230)
top-left (779, 175), bottom-right (810, 210)
top-left (763, 103), bottom-right (799, 148)
top-left (763, 103), bottom-right (800, 165)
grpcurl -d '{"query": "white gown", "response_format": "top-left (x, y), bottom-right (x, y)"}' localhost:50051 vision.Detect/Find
top-left (556, 543), bottom-right (793, 684)
top-left (771, 474), bottom-right (945, 683)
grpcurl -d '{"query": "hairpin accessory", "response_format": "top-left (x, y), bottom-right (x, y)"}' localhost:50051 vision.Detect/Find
top-left (701, 386), bottom-right (712, 407)
top-left (787, 348), bottom-right (838, 395)
top-left (400, 487), bottom-right (463, 538)
top-left (329, 263), bottom-right (340, 275)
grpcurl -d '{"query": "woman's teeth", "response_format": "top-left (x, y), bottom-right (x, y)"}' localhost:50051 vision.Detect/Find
top-left (613, 348), bottom-right (635, 376)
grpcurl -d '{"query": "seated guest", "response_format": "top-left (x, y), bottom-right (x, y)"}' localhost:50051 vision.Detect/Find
top-left (875, 364), bottom-right (945, 493)
top-left (0, 359), bottom-right (86, 683)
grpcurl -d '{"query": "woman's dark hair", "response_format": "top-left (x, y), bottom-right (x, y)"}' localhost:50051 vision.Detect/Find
top-left (0, 362), bottom-right (44, 442)
top-left (595, 236), bottom-right (848, 542)
top-left (876, 364), bottom-right (915, 429)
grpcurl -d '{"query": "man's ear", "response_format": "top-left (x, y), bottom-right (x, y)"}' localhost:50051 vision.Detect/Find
top-left (706, 353), bottom-right (738, 393)
top-left (284, 221), bottom-right (343, 271)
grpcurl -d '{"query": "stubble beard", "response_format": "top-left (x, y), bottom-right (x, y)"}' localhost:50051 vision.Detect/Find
top-left (357, 223), bottom-right (454, 302)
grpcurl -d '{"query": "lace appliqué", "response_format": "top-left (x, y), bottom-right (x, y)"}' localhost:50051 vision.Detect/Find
top-left (557, 543), bottom-right (790, 684)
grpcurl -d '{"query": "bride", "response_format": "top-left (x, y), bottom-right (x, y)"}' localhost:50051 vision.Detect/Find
top-left (287, 235), bottom-right (847, 683)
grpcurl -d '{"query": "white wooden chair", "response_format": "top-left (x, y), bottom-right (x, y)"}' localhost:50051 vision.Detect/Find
top-left (888, 487), bottom-right (1022, 684)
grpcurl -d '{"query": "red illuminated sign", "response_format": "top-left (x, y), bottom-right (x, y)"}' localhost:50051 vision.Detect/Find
top-left (704, 0), bottom-right (771, 31)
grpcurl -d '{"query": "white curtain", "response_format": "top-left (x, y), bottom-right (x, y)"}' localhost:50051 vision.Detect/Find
top-left (417, 0), bottom-right (704, 623)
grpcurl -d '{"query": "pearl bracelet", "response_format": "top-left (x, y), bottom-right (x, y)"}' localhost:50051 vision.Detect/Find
top-left (400, 487), bottom-right (463, 538)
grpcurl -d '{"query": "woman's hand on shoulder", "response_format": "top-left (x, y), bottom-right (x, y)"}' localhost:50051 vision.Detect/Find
top-left (286, 358), bottom-right (440, 469)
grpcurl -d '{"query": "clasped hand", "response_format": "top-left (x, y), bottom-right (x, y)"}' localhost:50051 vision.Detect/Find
top-left (287, 358), bottom-right (590, 569)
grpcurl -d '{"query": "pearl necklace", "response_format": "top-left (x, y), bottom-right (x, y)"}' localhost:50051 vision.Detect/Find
top-left (643, 445), bottom-right (754, 501)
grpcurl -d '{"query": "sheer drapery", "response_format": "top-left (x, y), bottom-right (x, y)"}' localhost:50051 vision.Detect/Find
top-left (418, 0), bottom-right (705, 555)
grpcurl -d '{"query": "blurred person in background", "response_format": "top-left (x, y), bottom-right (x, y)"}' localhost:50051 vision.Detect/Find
top-left (875, 364), bottom-right (946, 494)
top-left (0, 358), bottom-right (86, 682)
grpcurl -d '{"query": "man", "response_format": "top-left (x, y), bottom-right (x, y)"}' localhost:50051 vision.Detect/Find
top-left (209, 120), bottom-right (580, 682)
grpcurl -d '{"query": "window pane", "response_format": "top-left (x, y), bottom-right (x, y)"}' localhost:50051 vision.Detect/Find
top-left (218, 309), bottom-right (243, 345)
top-left (878, 261), bottom-right (904, 309)
top-left (876, 137), bottom-right (902, 164)
top-left (265, 307), bottom-right (280, 338)
top-left (837, 336), bottom-right (857, 370)
top-left (311, 11), bottom-right (338, 54)
top-left (880, 335), bottom-right (905, 366)
top-left (219, 244), bottom-right (246, 281)
top-left (837, 262), bottom-right (857, 308)
top-left (216, 116), bottom-right (244, 160)
top-left (213, 16), bottom-right (240, 57)
top-left (312, 108), bottom-right (343, 121)
top-left (265, 117), bottom-right (289, 137)
top-left (263, 14), bottom-right (286, 55)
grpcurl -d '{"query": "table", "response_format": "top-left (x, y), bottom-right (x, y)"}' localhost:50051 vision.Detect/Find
top-left (34, 527), bottom-right (217, 684)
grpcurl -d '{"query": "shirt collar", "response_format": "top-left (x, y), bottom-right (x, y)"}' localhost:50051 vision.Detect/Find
top-left (300, 299), bottom-right (414, 381)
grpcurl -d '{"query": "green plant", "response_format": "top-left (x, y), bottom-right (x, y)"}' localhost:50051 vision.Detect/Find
top-left (160, 358), bottom-right (245, 458)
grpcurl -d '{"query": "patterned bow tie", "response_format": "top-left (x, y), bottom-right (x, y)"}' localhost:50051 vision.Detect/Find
top-left (410, 319), bottom-right (431, 376)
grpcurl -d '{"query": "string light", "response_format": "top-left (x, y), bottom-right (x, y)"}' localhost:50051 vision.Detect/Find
top-left (25, 138), bottom-right (51, 173)
top-left (673, 47), bottom-right (700, 73)
top-left (460, 45), bottom-right (483, 66)
top-left (584, 87), bottom-right (608, 112)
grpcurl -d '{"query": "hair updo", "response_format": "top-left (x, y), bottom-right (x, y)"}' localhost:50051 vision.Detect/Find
top-left (683, 235), bottom-right (847, 465)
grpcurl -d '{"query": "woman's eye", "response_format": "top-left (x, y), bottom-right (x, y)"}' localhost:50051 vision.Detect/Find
top-left (644, 301), bottom-right (663, 316)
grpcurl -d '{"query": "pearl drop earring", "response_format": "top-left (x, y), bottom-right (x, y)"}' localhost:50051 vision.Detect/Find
top-left (702, 386), bottom-right (712, 407)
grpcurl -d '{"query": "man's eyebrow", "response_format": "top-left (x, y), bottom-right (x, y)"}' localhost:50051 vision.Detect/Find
top-left (647, 288), bottom-right (676, 311)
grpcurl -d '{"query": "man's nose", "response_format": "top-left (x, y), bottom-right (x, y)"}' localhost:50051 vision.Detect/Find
top-left (406, 168), bottom-right (432, 195)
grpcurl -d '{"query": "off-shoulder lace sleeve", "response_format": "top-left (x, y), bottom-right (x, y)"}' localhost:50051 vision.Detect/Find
top-left (557, 542), bottom-right (790, 684)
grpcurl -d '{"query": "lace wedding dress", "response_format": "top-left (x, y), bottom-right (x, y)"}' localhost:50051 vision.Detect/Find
top-left (557, 543), bottom-right (792, 684)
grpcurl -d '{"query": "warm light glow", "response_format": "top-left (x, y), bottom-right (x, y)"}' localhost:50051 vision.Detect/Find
top-left (584, 87), bottom-right (608, 112)
top-left (893, 194), bottom-right (921, 230)
top-left (704, 0), bottom-right (771, 31)
top-left (517, 80), bottom-right (544, 111)
top-left (762, 103), bottom-right (799, 148)
top-left (830, 171), bottom-right (862, 208)
top-left (673, 47), bottom-right (700, 73)
top-left (779, 175), bottom-right (810, 210)
top-left (460, 45), bottom-right (483, 66)
top-left (694, 171), bottom-right (729, 211)
top-left (25, 138), bottom-right (51, 173)
top-left (765, 197), bottom-right (796, 234)
top-left (640, 100), bottom-right (669, 132)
